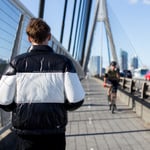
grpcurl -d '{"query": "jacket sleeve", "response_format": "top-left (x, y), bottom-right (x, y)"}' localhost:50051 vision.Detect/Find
top-left (64, 59), bottom-right (85, 111)
top-left (0, 63), bottom-right (16, 111)
top-left (64, 100), bottom-right (84, 111)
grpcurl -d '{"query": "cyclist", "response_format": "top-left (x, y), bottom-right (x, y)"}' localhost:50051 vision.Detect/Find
top-left (103, 61), bottom-right (120, 110)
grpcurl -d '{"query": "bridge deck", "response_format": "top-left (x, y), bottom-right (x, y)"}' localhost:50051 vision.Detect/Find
top-left (1, 77), bottom-right (150, 150)
top-left (66, 77), bottom-right (150, 150)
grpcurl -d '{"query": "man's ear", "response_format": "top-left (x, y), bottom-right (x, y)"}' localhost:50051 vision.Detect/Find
top-left (48, 33), bottom-right (51, 41)
top-left (28, 36), bottom-right (32, 43)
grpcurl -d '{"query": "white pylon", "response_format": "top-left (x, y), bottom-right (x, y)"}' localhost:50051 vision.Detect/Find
top-left (97, 0), bottom-right (119, 65)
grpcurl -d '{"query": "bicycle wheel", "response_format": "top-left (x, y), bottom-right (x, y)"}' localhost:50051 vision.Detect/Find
top-left (111, 94), bottom-right (116, 114)
top-left (111, 104), bottom-right (115, 113)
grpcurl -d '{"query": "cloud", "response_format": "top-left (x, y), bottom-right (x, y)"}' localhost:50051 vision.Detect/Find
top-left (129, 0), bottom-right (150, 5)
top-left (128, 0), bottom-right (138, 4)
top-left (143, 0), bottom-right (150, 4)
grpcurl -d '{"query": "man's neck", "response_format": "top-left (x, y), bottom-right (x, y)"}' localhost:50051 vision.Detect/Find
top-left (32, 41), bottom-right (48, 45)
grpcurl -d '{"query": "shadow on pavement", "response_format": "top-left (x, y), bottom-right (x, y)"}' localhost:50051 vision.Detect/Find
top-left (0, 132), bottom-right (17, 150)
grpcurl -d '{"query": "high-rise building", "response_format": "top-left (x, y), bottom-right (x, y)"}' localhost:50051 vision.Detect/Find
top-left (120, 49), bottom-right (128, 71)
top-left (88, 56), bottom-right (100, 76)
top-left (131, 56), bottom-right (138, 69)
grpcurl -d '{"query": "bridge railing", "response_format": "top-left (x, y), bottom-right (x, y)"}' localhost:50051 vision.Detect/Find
top-left (119, 77), bottom-right (150, 102)
top-left (118, 77), bottom-right (150, 124)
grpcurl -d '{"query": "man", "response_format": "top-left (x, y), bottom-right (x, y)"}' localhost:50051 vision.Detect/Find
top-left (103, 61), bottom-right (120, 109)
top-left (0, 18), bottom-right (85, 150)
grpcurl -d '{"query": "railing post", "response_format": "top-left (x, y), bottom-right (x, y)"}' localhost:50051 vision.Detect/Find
top-left (0, 109), bottom-right (2, 127)
top-left (122, 78), bottom-right (125, 89)
top-left (38, 0), bottom-right (45, 18)
top-left (129, 79), bottom-right (134, 93)
top-left (141, 82), bottom-right (147, 99)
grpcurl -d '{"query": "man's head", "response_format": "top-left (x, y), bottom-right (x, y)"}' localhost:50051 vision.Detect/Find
top-left (26, 18), bottom-right (51, 45)
top-left (110, 61), bottom-right (117, 67)
top-left (110, 61), bottom-right (117, 70)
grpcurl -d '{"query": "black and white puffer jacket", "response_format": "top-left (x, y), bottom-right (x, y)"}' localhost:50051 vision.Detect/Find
top-left (0, 45), bottom-right (85, 135)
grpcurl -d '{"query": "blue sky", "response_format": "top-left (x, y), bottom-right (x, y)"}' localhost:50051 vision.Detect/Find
top-left (108, 0), bottom-right (150, 68)
top-left (20, 0), bottom-right (150, 68)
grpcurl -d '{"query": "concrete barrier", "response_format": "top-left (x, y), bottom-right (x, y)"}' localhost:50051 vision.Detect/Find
top-left (117, 89), bottom-right (150, 126)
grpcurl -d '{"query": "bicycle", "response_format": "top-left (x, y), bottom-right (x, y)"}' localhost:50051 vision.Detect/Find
top-left (104, 83), bottom-right (117, 114)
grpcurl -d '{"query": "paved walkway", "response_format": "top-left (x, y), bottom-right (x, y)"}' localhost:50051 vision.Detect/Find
top-left (66, 77), bottom-right (150, 150)
top-left (1, 77), bottom-right (150, 150)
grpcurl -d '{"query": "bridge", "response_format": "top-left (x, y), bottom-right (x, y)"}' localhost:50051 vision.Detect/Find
top-left (0, 0), bottom-right (150, 149)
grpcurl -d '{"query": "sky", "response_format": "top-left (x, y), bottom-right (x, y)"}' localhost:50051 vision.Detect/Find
top-left (108, 0), bottom-right (150, 68)
top-left (19, 0), bottom-right (150, 68)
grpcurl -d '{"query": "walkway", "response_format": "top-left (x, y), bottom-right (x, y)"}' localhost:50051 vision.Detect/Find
top-left (66, 77), bottom-right (150, 150)
top-left (1, 77), bottom-right (150, 150)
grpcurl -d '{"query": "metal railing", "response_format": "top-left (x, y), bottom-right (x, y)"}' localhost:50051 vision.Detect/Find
top-left (119, 77), bottom-right (150, 103)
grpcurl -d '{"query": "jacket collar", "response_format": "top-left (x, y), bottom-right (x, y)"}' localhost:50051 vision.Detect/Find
top-left (28, 45), bottom-right (54, 53)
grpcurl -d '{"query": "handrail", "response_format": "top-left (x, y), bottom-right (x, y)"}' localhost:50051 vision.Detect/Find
top-left (119, 77), bottom-right (150, 100)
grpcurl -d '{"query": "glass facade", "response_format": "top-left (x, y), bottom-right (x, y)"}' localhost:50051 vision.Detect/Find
top-left (0, 0), bottom-right (85, 76)
top-left (88, 55), bottom-right (100, 76)
top-left (19, 16), bottom-right (31, 54)
top-left (0, 0), bottom-right (33, 128)
top-left (131, 56), bottom-right (138, 69)
top-left (0, 0), bottom-right (20, 61)
top-left (120, 49), bottom-right (128, 71)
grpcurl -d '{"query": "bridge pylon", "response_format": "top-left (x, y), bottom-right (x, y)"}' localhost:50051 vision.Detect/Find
top-left (82, 0), bottom-right (119, 74)
top-left (97, 0), bottom-right (118, 65)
